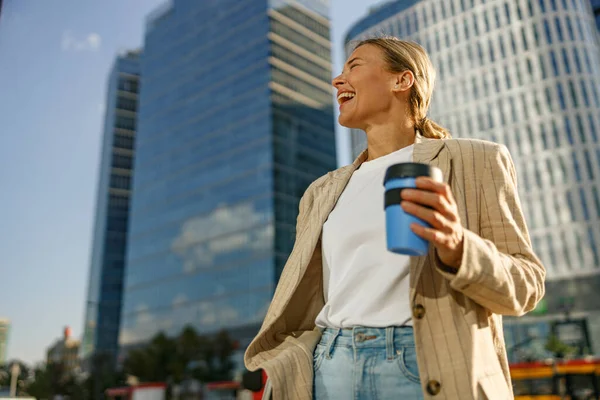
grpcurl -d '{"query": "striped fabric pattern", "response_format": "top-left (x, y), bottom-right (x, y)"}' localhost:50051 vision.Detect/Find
top-left (245, 136), bottom-right (546, 399)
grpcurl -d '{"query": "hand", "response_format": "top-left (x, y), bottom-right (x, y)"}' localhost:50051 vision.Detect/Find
top-left (400, 177), bottom-right (464, 269)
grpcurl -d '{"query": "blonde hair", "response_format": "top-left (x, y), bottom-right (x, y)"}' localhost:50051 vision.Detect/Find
top-left (352, 36), bottom-right (451, 140)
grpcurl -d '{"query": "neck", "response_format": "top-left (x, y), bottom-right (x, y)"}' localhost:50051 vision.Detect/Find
top-left (364, 121), bottom-right (416, 162)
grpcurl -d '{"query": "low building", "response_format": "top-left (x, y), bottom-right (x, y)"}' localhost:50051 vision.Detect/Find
top-left (47, 327), bottom-right (80, 376)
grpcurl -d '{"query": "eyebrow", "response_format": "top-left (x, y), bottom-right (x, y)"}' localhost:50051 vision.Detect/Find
top-left (345, 57), bottom-right (363, 67)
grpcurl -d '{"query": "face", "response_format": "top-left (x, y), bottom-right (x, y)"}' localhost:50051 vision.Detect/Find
top-left (332, 44), bottom-right (401, 130)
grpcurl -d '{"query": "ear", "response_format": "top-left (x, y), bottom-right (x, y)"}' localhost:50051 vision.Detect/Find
top-left (392, 70), bottom-right (414, 92)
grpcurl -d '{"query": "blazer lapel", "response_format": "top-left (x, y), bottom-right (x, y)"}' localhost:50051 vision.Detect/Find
top-left (410, 138), bottom-right (451, 301)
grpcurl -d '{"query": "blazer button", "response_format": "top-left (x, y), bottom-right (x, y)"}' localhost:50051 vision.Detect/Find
top-left (413, 304), bottom-right (426, 319)
top-left (426, 380), bottom-right (441, 396)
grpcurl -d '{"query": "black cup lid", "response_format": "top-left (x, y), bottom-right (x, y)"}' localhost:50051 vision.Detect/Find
top-left (383, 162), bottom-right (442, 184)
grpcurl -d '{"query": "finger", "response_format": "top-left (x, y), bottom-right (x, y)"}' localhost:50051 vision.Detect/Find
top-left (401, 189), bottom-right (455, 220)
top-left (410, 223), bottom-right (449, 247)
top-left (415, 177), bottom-right (454, 202)
top-left (402, 201), bottom-right (453, 232)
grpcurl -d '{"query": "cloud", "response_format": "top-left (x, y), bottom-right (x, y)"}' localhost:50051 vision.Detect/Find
top-left (61, 31), bottom-right (102, 52)
top-left (171, 202), bottom-right (273, 273)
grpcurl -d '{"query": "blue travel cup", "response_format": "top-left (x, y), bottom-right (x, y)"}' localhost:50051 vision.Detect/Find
top-left (383, 163), bottom-right (443, 256)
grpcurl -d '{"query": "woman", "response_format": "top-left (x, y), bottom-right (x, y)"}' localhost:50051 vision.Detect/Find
top-left (245, 37), bottom-right (545, 399)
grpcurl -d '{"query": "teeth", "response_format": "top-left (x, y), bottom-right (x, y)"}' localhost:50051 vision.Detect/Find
top-left (337, 92), bottom-right (356, 105)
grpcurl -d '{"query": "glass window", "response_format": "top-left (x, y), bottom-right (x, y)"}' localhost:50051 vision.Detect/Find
top-left (573, 48), bottom-right (582, 73)
top-left (484, 10), bottom-right (491, 32)
top-left (505, 68), bottom-right (512, 89)
top-left (494, 69), bottom-right (501, 92)
top-left (516, 63), bottom-right (524, 86)
top-left (568, 80), bottom-right (578, 107)
top-left (588, 228), bottom-right (599, 266)
top-left (539, 0), bottom-right (547, 12)
top-left (521, 26), bottom-right (529, 50)
top-left (566, 17), bottom-right (575, 41)
top-left (591, 83), bottom-right (600, 107)
top-left (510, 31), bottom-right (517, 53)
top-left (557, 83), bottom-right (567, 110)
top-left (550, 0), bottom-right (558, 10)
top-left (561, 231), bottom-right (573, 266)
top-left (576, 18), bottom-right (585, 42)
top-left (550, 51), bottom-right (559, 76)
top-left (528, 0), bottom-right (535, 16)
top-left (499, 35), bottom-right (506, 58)
top-left (589, 115), bottom-right (598, 142)
top-left (564, 117), bottom-right (575, 145)
top-left (562, 48), bottom-right (571, 74)
top-left (583, 149), bottom-right (594, 179)
top-left (504, 3), bottom-right (511, 22)
top-left (516, 2), bottom-right (524, 19)
top-left (555, 17), bottom-right (564, 42)
top-left (593, 186), bottom-right (600, 217)
top-left (580, 188), bottom-right (591, 220)
top-left (539, 54), bottom-right (548, 79)
top-left (546, 158), bottom-right (555, 184)
top-left (547, 234), bottom-right (556, 263)
top-left (489, 39), bottom-right (495, 62)
top-left (533, 23), bottom-right (541, 47)
top-left (497, 98), bottom-right (506, 125)
top-left (541, 124), bottom-right (549, 149)
top-left (553, 120), bottom-right (561, 147)
top-left (544, 20), bottom-right (553, 44)
top-left (473, 14), bottom-right (480, 36)
top-left (477, 42), bottom-right (485, 64)
top-left (571, 151), bottom-right (581, 181)
top-left (494, 6), bottom-right (501, 27)
top-left (566, 191), bottom-right (577, 221)
top-left (545, 86), bottom-right (554, 110)
top-left (579, 80), bottom-right (590, 107)
top-left (577, 114), bottom-right (587, 144)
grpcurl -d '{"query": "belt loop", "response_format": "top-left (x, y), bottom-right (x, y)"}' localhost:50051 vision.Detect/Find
top-left (386, 327), bottom-right (394, 361)
top-left (325, 328), bottom-right (340, 359)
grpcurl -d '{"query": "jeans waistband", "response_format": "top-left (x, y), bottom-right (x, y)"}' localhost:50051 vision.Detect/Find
top-left (318, 326), bottom-right (414, 361)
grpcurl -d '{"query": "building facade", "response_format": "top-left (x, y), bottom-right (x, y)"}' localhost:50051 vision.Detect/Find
top-left (81, 51), bottom-right (140, 364)
top-left (0, 319), bottom-right (9, 365)
top-left (119, 0), bottom-right (335, 369)
top-left (47, 327), bottom-right (81, 376)
top-left (345, 0), bottom-right (600, 360)
top-left (593, 0), bottom-right (600, 30)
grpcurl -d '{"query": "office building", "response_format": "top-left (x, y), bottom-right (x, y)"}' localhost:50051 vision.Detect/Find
top-left (592, 0), bottom-right (600, 30)
top-left (81, 51), bottom-right (140, 364)
top-left (119, 0), bottom-right (336, 370)
top-left (345, 0), bottom-right (600, 359)
top-left (0, 319), bottom-right (9, 365)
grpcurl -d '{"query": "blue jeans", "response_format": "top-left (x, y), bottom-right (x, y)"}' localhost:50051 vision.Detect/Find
top-left (313, 326), bottom-right (424, 400)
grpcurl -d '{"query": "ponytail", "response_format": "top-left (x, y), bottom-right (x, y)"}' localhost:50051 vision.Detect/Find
top-left (417, 117), bottom-right (451, 139)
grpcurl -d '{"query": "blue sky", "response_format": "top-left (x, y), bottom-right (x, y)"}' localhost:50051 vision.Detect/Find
top-left (0, 0), bottom-right (385, 365)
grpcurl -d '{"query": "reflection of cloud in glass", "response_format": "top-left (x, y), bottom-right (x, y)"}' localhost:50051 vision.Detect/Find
top-left (135, 303), bottom-right (153, 324)
top-left (196, 301), bottom-right (239, 327)
top-left (171, 202), bottom-right (273, 273)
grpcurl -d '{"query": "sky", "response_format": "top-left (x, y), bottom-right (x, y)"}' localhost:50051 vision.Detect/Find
top-left (0, 0), bottom-right (386, 365)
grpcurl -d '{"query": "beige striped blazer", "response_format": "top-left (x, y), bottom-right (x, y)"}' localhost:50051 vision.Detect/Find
top-left (244, 136), bottom-right (546, 399)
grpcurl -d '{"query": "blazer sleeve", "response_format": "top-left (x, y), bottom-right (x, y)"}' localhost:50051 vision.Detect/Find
top-left (436, 144), bottom-right (546, 316)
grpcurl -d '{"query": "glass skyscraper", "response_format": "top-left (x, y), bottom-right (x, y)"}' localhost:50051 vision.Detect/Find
top-left (119, 0), bottom-right (336, 364)
top-left (81, 51), bottom-right (140, 363)
top-left (592, 0), bottom-right (600, 30)
top-left (345, 0), bottom-right (600, 359)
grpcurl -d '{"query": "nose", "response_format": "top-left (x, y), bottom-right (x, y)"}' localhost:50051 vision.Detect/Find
top-left (332, 73), bottom-right (345, 88)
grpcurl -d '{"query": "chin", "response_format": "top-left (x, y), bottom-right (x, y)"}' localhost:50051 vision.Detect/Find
top-left (338, 113), bottom-right (363, 130)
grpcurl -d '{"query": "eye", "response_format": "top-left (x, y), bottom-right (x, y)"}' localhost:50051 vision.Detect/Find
top-left (349, 64), bottom-right (359, 70)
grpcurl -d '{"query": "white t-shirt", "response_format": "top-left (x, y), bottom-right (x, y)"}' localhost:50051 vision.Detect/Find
top-left (315, 145), bottom-right (414, 328)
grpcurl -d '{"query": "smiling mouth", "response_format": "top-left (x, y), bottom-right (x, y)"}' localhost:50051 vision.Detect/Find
top-left (337, 92), bottom-right (356, 106)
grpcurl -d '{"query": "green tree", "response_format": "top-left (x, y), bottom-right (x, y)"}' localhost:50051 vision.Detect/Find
top-left (123, 326), bottom-right (236, 385)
